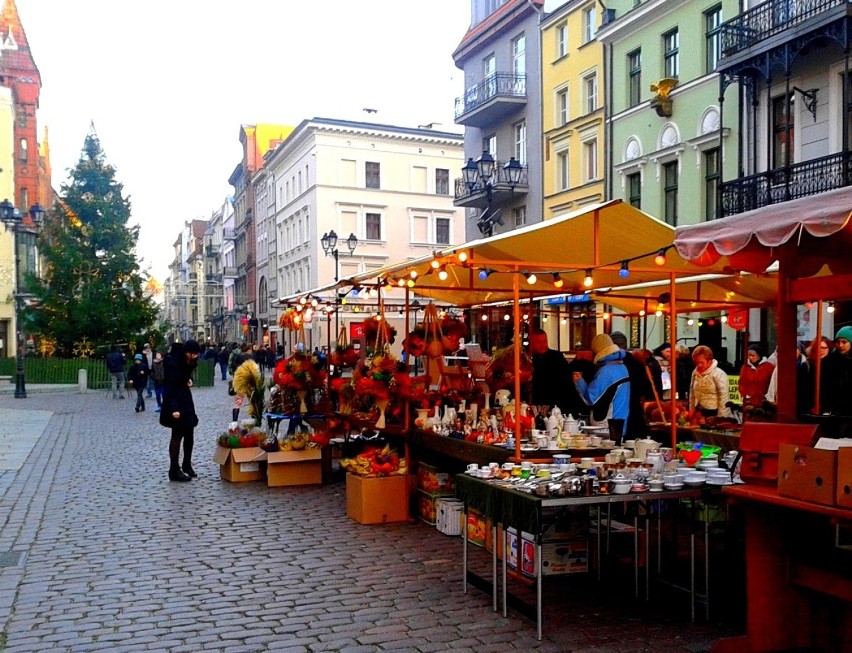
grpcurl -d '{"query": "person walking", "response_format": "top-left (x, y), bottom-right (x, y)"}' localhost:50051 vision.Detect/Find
top-left (106, 345), bottom-right (127, 399)
top-left (128, 354), bottom-right (149, 412)
top-left (151, 349), bottom-right (166, 412)
top-left (159, 340), bottom-right (201, 482)
top-left (142, 343), bottom-right (154, 398)
top-left (217, 345), bottom-right (229, 381)
top-left (230, 343), bottom-right (253, 423)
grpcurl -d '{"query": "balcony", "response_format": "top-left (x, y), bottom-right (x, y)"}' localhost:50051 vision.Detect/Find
top-left (206, 243), bottom-right (220, 256)
top-left (222, 228), bottom-right (236, 241)
top-left (719, 151), bottom-right (852, 217)
top-left (454, 73), bottom-right (527, 127)
top-left (719, 0), bottom-right (851, 64)
top-left (206, 273), bottom-right (223, 284)
top-left (454, 161), bottom-right (529, 209)
top-left (223, 266), bottom-right (238, 279)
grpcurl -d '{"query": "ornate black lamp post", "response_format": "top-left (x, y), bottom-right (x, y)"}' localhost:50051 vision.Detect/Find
top-left (320, 230), bottom-right (358, 337)
top-left (462, 152), bottom-right (523, 237)
top-left (0, 199), bottom-right (45, 398)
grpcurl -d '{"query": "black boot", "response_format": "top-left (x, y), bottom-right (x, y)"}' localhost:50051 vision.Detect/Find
top-left (232, 408), bottom-right (240, 422)
top-left (169, 468), bottom-right (191, 482)
top-left (181, 464), bottom-right (197, 478)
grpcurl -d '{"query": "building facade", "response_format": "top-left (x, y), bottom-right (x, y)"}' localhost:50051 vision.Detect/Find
top-left (264, 117), bottom-right (465, 353)
top-left (452, 0), bottom-right (541, 239)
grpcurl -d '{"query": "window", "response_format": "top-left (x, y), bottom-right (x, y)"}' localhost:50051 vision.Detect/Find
top-left (483, 134), bottom-right (496, 155)
top-left (19, 139), bottom-right (27, 163)
top-left (483, 53), bottom-right (495, 79)
top-left (627, 173), bottom-right (641, 209)
top-left (663, 29), bottom-right (679, 78)
top-left (584, 140), bottom-right (598, 181)
top-left (512, 34), bottom-right (525, 78)
top-left (704, 148), bottom-right (720, 221)
top-left (584, 73), bottom-right (598, 114)
top-left (556, 23), bottom-right (567, 59)
top-left (513, 206), bottom-right (526, 228)
top-left (436, 168), bottom-right (449, 195)
top-left (557, 151), bottom-right (569, 191)
top-left (705, 5), bottom-right (722, 74)
top-left (557, 88), bottom-right (569, 125)
top-left (366, 161), bottom-right (381, 189)
top-left (514, 121), bottom-right (527, 165)
top-left (583, 6), bottom-right (597, 43)
top-left (663, 161), bottom-right (678, 226)
top-left (365, 212), bottom-right (382, 240)
top-left (628, 49), bottom-right (642, 107)
top-left (772, 93), bottom-right (794, 169)
top-left (435, 217), bottom-right (451, 244)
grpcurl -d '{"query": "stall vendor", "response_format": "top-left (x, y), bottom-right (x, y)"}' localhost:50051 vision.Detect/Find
top-left (689, 345), bottom-right (732, 418)
top-left (529, 330), bottom-right (572, 412)
top-left (823, 326), bottom-right (852, 416)
top-left (575, 334), bottom-right (631, 441)
top-left (738, 344), bottom-right (775, 410)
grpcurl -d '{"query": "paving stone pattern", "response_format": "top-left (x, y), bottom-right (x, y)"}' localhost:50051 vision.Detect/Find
top-left (0, 385), bottom-right (732, 652)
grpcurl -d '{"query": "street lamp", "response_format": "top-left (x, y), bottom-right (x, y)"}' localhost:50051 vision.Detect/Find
top-left (0, 199), bottom-right (45, 398)
top-left (462, 152), bottom-right (523, 237)
top-left (321, 229), bottom-right (358, 337)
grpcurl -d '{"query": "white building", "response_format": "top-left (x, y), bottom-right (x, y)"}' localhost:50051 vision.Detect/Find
top-left (263, 117), bottom-right (465, 352)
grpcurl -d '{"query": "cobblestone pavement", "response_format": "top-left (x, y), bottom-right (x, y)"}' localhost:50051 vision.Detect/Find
top-left (0, 383), bottom-right (734, 652)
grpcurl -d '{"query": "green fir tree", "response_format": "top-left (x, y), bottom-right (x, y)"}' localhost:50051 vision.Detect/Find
top-left (28, 127), bottom-right (159, 356)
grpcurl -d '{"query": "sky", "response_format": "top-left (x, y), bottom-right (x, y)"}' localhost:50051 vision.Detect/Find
top-left (18, 0), bottom-right (471, 284)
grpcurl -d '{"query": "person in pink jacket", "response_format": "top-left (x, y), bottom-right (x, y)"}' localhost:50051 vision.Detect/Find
top-left (738, 344), bottom-right (775, 410)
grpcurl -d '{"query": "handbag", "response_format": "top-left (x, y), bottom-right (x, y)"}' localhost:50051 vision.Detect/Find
top-left (228, 380), bottom-right (236, 396)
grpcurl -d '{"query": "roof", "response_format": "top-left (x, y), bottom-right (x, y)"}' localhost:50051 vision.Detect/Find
top-left (675, 185), bottom-right (852, 276)
top-left (453, 0), bottom-right (544, 63)
top-left (281, 201), bottom-right (759, 309)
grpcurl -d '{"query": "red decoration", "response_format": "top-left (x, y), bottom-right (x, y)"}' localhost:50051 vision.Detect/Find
top-left (689, 244), bottom-right (722, 267)
top-left (727, 310), bottom-right (747, 331)
top-left (725, 240), bottom-right (775, 274)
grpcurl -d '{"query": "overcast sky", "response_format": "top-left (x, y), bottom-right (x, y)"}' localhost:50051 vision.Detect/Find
top-left (19, 0), bottom-right (470, 283)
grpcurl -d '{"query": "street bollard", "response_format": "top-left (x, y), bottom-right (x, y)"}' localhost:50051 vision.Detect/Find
top-left (78, 368), bottom-right (88, 393)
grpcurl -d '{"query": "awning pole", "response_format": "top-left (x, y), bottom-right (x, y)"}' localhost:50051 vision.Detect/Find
top-left (669, 273), bottom-right (678, 449)
top-left (404, 288), bottom-right (411, 432)
top-left (513, 273), bottom-right (522, 462)
top-left (814, 299), bottom-right (823, 415)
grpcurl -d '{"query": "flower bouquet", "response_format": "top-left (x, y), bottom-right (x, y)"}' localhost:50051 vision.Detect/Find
top-left (232, 360), bottom-right (267, 426)
top-left (354, 351), bottom-right (399, 428)
top-left (363, 316), bottom-right (397, 353)
top-left (329, 326), bottom-right (359, 369)
top-left (278, 308), bottom-right (302, 331)
top-left (340, 444), bottom-right (407, 477)
top-left (273, 352), bottom-right (327, 413)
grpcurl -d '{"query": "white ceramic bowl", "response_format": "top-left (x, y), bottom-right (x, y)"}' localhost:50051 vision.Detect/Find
top-left (664, 482), bottom-right (685, 490)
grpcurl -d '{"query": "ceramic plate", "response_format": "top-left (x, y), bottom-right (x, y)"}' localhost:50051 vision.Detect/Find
top-left (664, 484), bottom-right (685, 491)
top-left (520, 445), bottom-right (538, 452)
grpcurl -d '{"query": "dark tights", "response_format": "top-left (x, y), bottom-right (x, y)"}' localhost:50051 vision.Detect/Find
top-left (169, 426), bottom-right (194, 471)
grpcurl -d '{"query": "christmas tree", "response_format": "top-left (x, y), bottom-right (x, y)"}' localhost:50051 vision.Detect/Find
top-left (28, 126), bottom-right (159, 356)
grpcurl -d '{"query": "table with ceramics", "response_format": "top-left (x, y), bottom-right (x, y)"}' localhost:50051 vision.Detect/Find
top-left (455, 472), bottom-right (708, 640)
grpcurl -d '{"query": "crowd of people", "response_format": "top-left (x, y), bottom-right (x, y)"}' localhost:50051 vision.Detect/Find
top-left (529, 324), bottom-right (852, 443)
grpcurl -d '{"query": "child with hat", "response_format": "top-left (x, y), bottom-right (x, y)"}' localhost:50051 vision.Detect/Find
top-left (128, 353), bottom-right (150, 413)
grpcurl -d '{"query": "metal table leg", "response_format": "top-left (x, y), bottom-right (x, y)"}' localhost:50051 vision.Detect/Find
top-left (634, 513), bottom-right (640, 599)
top-left (463, 505), bottom-right (468, 594)
top-left (492, 524), bottom-right (498, 612)
top-left (536, 541), bottom-right (543, 641)
top-left (502, 526), bottom-right (508, 617)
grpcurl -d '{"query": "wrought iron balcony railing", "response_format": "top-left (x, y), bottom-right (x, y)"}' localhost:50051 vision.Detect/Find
top-left (454, 160), bottom-right (529, 203)
top-left (719, 151), bottom-right (852, 217)
top-left (222, 228), bottom-right (236, 240)
top-left (454, 73), bottom-right (527, 120)
top-left (720, 0), bottom-right (850, 60)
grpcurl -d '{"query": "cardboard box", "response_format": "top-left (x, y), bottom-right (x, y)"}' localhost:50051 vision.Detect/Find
top-left (520, 532), bottom-right (537, 576)
top-left (417, 489), bottom-right (453, 525)
top-left (778, 444), bottom-right (837, 506)
top-left (542, 540), bottom-right (589, 576)
top-left (838, 447), bottom-right (852, 509)
top-left (267, 449), bottom-right (322, 487)
top-left (346, 474), bottom-right (409, 524)
top-left (739, 423), bottom-right (819, 486)
top-left (212, 446), bottom-right (266, 483)
top-left (466, 508), bottom-right (493, 550)
top-left (417, 462), bottom-right (454, 492)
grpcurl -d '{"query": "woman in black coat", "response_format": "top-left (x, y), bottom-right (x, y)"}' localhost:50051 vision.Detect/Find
top-left (159, 340), bottom-right (201, 482)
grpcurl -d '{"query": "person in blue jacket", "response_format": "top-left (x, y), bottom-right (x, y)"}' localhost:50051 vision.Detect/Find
top-left (574, 333), bottom-right (631, 443)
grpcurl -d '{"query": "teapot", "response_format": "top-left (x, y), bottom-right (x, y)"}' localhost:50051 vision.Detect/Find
top-left (563, 414), bottom-right (586, 436)
top-left (634, 437), bottom-right (662, 460)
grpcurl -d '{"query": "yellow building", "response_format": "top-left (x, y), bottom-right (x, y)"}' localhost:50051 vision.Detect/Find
top-left (541, 0), bottom-right (605, 219)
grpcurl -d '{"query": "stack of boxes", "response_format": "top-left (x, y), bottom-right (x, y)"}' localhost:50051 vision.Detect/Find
top-left (416, 462), bottom-right (454, 526)
top-left (778, 441), bottom-right (852, 508)
top-left (500, 508), bottom-right (589, 577)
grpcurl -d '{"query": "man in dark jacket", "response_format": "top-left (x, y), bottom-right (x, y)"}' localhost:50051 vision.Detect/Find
top-left (106, 346), bottom-right (126, 399)
top-left (160, 340), bottom-right (201, 482)
top-left (127, 354), bottom-right (149, 413)
top-left (217, 345), bottom-right (229, 380)
top-left (529, 331), bottom-right (572, 412)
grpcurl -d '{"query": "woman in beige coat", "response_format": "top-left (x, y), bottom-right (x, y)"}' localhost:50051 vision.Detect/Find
top-left (688, 345), bottom-right (732, 418)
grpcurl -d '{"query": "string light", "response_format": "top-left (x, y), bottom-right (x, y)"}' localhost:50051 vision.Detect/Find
top-left (583, 269), bottom-right (594, 287)
top-left (458, 251), bottom-right (468, 263)
top-left (639, 309), bottom-right (646, 316)
top-left (720, 313), bottom-right (728, 323)
top-left (552, 273), bottom-right (564, 289)
top-left (438, 265), bottom-right (449, 281)
top-left (619, 261), bottom-right (630, 279)
top-left (431, 259), bottom-right (441, 269)
top-left (525, 272), bottom-right (537, 285)
top-left (479, 268), bottom-right (494, 281)
top-left (542, 314), bottom-right (549, 322)
top-left (481, 313), bottom-right (488, 321)
top-left (561, 317), bottom-right (568, 325)
top-left (687, 318), bottom-right (695, 326)
top-left (503, 313), bottom-right (511, 321)
top-left (406, 278), bottom-right (416, 288)
top-left (602, 311), bottom-right (610, 320)
top-left (410, 270), bottom-right (418, 279)
top-left (654, 249), bottom-right (667, 266)
top-left (827, 301), bottom-right (836, 314)
top-left (397, 278), bottom-right (406, 287)
top-left (299, 296), bottom-right (307, 305)
top-left (655, 307), bottom-right (663, 317)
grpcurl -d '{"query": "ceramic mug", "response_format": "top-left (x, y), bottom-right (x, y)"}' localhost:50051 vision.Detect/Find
top-left (502, 462), bottom-right (515, 471)
top-left (521, 461), bottom-right (532, 470)
top-left (467, 463), bottom-right (478, 471)
top-left (589, 435), bottom-right (602, 447)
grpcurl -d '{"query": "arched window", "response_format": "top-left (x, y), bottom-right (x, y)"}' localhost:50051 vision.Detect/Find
top-left (19, 139), bottom-right (27, 163)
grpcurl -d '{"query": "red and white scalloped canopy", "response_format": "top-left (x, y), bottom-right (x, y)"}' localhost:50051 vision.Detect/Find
top-left (674, 186), bottom-right (852, 264)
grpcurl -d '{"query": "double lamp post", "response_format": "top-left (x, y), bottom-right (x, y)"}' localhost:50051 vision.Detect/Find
top-left (0, 199), bottom-right (45, 399)
top-left (320, 229), bottom-right (358, 356)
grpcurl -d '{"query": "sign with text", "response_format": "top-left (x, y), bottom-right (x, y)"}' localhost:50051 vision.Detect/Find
top-left (349, 322), bottom-right (365, 340)
top-left (728, 375), bottom-right (741, 404)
